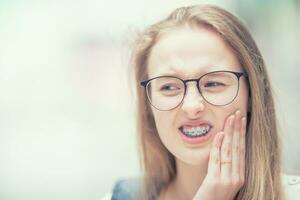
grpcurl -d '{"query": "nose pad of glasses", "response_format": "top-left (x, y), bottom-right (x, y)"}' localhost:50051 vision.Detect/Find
top-left (181, 86), bottom-right (205, 111)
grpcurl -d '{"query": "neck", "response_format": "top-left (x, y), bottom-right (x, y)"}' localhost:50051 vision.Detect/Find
top-left (167, 159), bottom-right (208, 200)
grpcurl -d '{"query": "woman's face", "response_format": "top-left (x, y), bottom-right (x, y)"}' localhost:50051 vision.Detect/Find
top-left (147, 25), bottom-right (249, 166)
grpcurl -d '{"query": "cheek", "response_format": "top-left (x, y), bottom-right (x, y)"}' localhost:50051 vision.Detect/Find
top-left (151, 109), bottom-right (180, 152)
top-left (227, 93), bottom-right (248, 115)
top-left (152, 110), bottom-right (174, 136)
top-left (214, 83), bottom-right (249, 130)
top-left (236, 80), bottom-right (249, 115)
top-left (225, 79), bottom-right (249, 111)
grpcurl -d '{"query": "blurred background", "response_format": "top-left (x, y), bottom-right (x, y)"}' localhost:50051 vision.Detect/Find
top-left (0, 0), bottom-right (299, 199)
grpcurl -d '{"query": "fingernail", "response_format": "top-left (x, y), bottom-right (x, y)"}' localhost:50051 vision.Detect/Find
top-left (242, 117), bottom-right (246, 130)
top-left (219, 132), bottom-right (224, 141)
top-left (229, 115), bottom-right (235, 127)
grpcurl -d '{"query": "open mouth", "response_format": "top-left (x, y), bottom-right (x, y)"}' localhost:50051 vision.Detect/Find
top-left (179, 125), bottom-right (212, 138)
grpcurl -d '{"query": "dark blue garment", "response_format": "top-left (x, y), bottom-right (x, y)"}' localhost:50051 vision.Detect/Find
top-left (111, 179), bottom-right (142, 200)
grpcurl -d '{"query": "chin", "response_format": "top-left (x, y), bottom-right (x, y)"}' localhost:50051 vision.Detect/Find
top-left (176, 148), bottom-right (211, 166)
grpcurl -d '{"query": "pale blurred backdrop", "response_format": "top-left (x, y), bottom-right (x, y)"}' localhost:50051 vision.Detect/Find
top-left (0, 0), bottom-right (299, 199)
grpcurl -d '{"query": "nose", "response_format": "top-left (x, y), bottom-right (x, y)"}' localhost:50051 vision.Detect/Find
top-left (181, 83), bottom-right (205, 118)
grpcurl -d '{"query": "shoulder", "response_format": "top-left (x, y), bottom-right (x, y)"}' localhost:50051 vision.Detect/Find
top-left (282, 173), bottom-right (300, 199)
top-left (111, 178), bottom-right (142, 200)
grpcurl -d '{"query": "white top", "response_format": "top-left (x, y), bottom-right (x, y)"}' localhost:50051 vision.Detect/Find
top-left (282, 174), bottom-right (300, 199)
top-left (101, 193), bottom-right (112, 200)
top-left (101, 174), bottom-right (300, 200)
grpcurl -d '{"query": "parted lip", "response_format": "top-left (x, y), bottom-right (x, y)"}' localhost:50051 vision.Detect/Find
top-left (179, 119), bottom-right (213, 129)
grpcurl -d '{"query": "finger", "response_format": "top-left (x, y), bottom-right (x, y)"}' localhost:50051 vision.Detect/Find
top-left (239, 117), bottom-right (247, 183)
top-left (221, 114), bottom-right (235, 177)
top-left (207, 132), bottom-right (224, 176)
top-left (232, 110), bottom-right (241, 182)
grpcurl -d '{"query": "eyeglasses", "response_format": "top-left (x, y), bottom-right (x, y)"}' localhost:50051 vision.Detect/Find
top-left (140, 70), bottom-right (247, 111)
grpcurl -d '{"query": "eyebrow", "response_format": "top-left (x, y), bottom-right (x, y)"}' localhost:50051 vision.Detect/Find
top-left (158, 70), bottom-right (182, 77)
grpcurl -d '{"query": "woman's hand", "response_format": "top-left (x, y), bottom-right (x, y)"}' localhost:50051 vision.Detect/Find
top-left (193, 110), bottom-right (246, 200)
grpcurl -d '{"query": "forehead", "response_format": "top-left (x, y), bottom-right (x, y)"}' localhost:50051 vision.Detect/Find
top-left (148, 25), bottom-right (242, 78)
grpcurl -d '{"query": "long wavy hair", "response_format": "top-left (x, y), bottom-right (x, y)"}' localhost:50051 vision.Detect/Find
top-left (131, 4), bottom-right (284, 200)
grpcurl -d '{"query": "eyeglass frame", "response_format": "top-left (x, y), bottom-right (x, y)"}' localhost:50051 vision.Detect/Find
top-left (140, 70), bottom-right (248, 111)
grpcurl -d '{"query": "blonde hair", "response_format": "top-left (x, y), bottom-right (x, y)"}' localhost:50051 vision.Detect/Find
top-left (131, 4), bottom-right (284, 200)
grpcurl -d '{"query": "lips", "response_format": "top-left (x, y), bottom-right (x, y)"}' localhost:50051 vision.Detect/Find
top-left (178, 120), bottom-right (213, 131)
top-left (180, 125), bottom-right (212, 137)
top-left (180, 123), bottom-right (212, 130)
top-left (178, 120), bottom-right (214, 144)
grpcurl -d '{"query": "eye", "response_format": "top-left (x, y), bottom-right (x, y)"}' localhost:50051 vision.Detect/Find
top-left (204, 81), bottom-right (225, 87)
top-left (161, 84), bottom-right (180, 91)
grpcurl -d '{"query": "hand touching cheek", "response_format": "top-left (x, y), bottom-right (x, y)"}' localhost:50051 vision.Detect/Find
top-left (193, 110), bottom-right (246, 200)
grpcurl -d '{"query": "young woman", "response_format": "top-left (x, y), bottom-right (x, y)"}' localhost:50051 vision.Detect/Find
top-left (111, 4), bottom-right (285, 200)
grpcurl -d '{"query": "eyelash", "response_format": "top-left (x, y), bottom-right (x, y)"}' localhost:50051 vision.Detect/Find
top-left (161, 85), bottom-right (180, 90)
top-left (204, 82), bottom-right (225, 87)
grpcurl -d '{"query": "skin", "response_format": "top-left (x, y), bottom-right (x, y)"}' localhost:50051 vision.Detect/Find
top-left (147, 25), bottom-right (249, 200)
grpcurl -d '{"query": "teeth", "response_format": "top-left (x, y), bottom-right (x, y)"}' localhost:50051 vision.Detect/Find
top-left (182, 126), bottom-right (211, 137)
